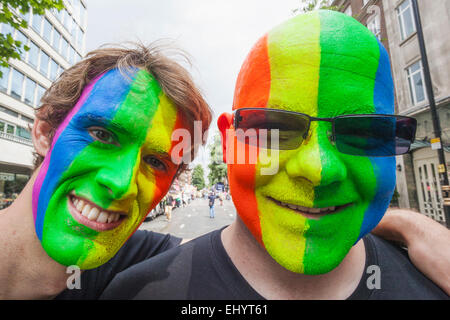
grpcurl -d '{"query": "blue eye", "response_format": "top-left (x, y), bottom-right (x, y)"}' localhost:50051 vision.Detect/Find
top-left (143, 155), bottom-right (167, 172)
top-left (88, 127), bottom-right (116, 144)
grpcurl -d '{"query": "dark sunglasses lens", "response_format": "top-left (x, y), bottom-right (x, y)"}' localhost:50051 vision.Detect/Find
top-left (235, 109), bottom-right (309, 150)
top-left (334, 116), bottom-right (416, 156)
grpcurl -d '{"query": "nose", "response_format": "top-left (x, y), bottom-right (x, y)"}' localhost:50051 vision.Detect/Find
top-left (95, 148), bottom-right (139, 200)
top-left (285, 122), bottom-right (347, 187)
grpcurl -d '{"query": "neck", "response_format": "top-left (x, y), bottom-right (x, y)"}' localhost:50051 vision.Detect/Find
top-left (0, 170), bottom-right (69, 299)
top-left (221, 216), bottom-right (366, 300)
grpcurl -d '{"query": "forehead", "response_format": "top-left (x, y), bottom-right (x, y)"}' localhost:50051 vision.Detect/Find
top-left (72, 68), bottom-right (178, 146)
top-left (233, 10), bottom-right (393, 118)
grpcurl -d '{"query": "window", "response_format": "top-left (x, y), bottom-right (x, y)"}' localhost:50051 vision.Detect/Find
top-left (63, 10), bottom-right (72, 32)
top-left (28, 41), bottom-right (39, 68)
top-left (15, 31), bottom-right (28, 60)
top-left (367, 14), bottom-right (381, 40)
top-left (36, 85), bottom-right (46, 107)
top-left (10, 69), bottom-right (24, 100)
top-left (21, 115), bottom-right (34, 123)
top-left (397, 0), bottom-right (416, 40)
top-left (77, 27), bottom-right (84, 49)
top-left (407, 61), bottom-right (427, 106)
top-left (69, 46), bottom-right (75, 65)
top-left (6, 123), bottom-right (14, 134)
top-left (49, 59), bottom-right (58, 80)
top-left (79, 4), bottom-right (86, 28)
top-left (43, 18), bottom-right (53, 43)
top-left (0, 121), bottom-right (4, 132)
top-left (32, 14), bottom-right (42, 33)
top-left (24, 77), bottom-right (36, 105)
top-left (60, 37), bottom-right (69, 59)
top-left (52, 28), bottom-right (61, 51)
top-left (16, 126), bottom-right (31, 140)
top-left (0, 105), bottom-right (18, 118)
top-left (362, 0), bottom-right (370, 7)
top-left (39, 51), bottom-right (49, 76)
top-left (0, 66), bottom-right (10, 92)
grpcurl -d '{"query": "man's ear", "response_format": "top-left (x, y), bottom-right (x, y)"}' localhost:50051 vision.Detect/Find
top-left (217, 113), bottom-right (233, 163)
top-left (32, 118), bottom-right (52, 157)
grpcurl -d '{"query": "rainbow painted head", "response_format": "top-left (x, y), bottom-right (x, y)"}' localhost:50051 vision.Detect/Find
top-left (32, 68), bottom-right (184, 269)
top-left (218, 10), bottom-right (396, 274)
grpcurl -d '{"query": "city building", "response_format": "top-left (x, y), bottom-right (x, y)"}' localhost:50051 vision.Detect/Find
top-left (382, 0), bottom-right (449, 224)
top-left (332, 0), bottom-right (449, 224)
top-left (0, 0), bottom-right (87, 208)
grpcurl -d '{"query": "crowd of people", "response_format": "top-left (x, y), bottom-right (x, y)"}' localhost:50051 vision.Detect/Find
top-left (144, 189), bottom-right (230, 222)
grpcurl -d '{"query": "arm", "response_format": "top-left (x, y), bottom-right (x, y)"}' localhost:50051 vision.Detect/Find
top-left (372, 208), bottom-right (450, 295)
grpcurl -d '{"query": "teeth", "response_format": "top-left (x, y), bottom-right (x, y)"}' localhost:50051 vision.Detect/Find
top-left (278, 200), bottom-right (338, 214)
top-left (76, 199), bottom-right (84, 211)
top-left (107, 214), bottom-right (115, 223)
top-left (81, 204), bottom-right (91, 217)
top-left (97, 211), bottom-right (109, 223)
top-left (71, 196), bottom-right (123, 224)
top-left (88, 207), bottom-right (100, 221)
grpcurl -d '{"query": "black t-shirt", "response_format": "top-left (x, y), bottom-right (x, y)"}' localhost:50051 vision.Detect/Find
top-left (100, 228), bottom-right (449, 300)
top-left (55, 230), bottom-right (181, 300)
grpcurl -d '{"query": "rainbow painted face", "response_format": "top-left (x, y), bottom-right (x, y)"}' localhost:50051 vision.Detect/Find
top-left (32, 68), bottom-right (183, 269)
top-left (219, 10), bottom-right (396, 274)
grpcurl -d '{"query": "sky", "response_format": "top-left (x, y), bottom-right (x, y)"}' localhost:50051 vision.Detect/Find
top-left (85, 0), bottom-right (304, 177)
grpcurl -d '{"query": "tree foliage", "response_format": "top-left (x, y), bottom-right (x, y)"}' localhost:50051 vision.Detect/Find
top-left (292, 0), bottom-right (341, 14)
top-left (0, 0), bottom-right (64, 75)
top-left (192, 164), bottom-right (206, 191)
top-left (207, 133), bottom-right (227, 187)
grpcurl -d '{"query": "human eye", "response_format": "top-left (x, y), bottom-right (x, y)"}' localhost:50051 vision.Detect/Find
top-left (88, 127), bottom-right (117, 145)
top-left (142, 155), bottom-right (168, 172)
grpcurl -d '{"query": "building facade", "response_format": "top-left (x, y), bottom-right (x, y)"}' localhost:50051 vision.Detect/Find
top-left (383, 0), bottom-right (449, 224)
top-left (0, 0), bottom-right (87, 208)
top-left (332, 0), bottom-right (449, 224)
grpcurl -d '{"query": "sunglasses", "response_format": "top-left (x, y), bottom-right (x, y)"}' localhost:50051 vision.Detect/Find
top-left (233, 108), bottom-right (417, 157)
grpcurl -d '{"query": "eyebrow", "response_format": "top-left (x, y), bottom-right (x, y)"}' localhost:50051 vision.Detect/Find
top-left (77, 113), bottom-right (136, 138)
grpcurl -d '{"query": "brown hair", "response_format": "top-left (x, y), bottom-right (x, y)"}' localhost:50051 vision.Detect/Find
top-left (34, 42), bottom-right (212, 171)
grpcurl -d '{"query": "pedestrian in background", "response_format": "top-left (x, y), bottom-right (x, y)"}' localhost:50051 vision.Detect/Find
top-left (208, 192), bottom-right (217, 219)
top-left (165, 193), bottom-right (174, 221)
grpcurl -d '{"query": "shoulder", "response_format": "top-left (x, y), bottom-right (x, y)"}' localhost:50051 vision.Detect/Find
top-left (362, 234), bottom-right (448, 300)
top-left (100, 230), bottom-right (214, 299)
top-left (100, 227), bottom-right (259, 300)
top-left (55, 230), bottom-right (181, 300)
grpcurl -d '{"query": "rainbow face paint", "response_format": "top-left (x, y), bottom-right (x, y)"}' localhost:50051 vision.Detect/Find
top-left (227, 10), bottom-right (395, 275)
top-left (32, 68), bottom-right (182, 269)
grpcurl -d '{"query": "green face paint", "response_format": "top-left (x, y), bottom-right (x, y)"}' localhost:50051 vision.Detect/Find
top-left (228, 10), bottom-right (396, 274)
top-left (33, 68), bottom-right (181, 269)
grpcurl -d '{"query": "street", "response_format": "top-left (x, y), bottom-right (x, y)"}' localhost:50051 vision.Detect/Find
top-left (139, 197), bottom-right (236, 239)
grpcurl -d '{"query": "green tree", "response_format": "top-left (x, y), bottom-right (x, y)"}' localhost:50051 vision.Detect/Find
top-left (292, 0), bottom-right (341, 14)
top-left (192, 164), bottom-right (206, 190)
top-left (207, 133), bottom-right (227, 187)
top-left (0, 0), bottom-right (64, 76)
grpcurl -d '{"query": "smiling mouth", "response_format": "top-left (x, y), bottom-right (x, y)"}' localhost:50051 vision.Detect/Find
top-left (268, 197), bottom-right (353, 220)
top-left (67, 193), bottom-right (128, 231)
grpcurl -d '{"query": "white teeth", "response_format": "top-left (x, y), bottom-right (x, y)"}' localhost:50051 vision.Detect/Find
top-left (81, 204), bottom-right (91, 217)
top-left (76, 199), bottom-right (84, 211)
top-left (107, 214), bottom-right (115, 223)
top-left (71, 196), bottom-right (124, 224)
top-left (88, 207), bottom-right (100, 221)
top-left (278, 200), bottom-right (338, 214)
top-left (97, 211), bottom-right (109, 223)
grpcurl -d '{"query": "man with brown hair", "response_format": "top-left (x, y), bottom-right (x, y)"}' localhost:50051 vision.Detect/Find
top-left (0, 43), bottom-right (211, 299)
